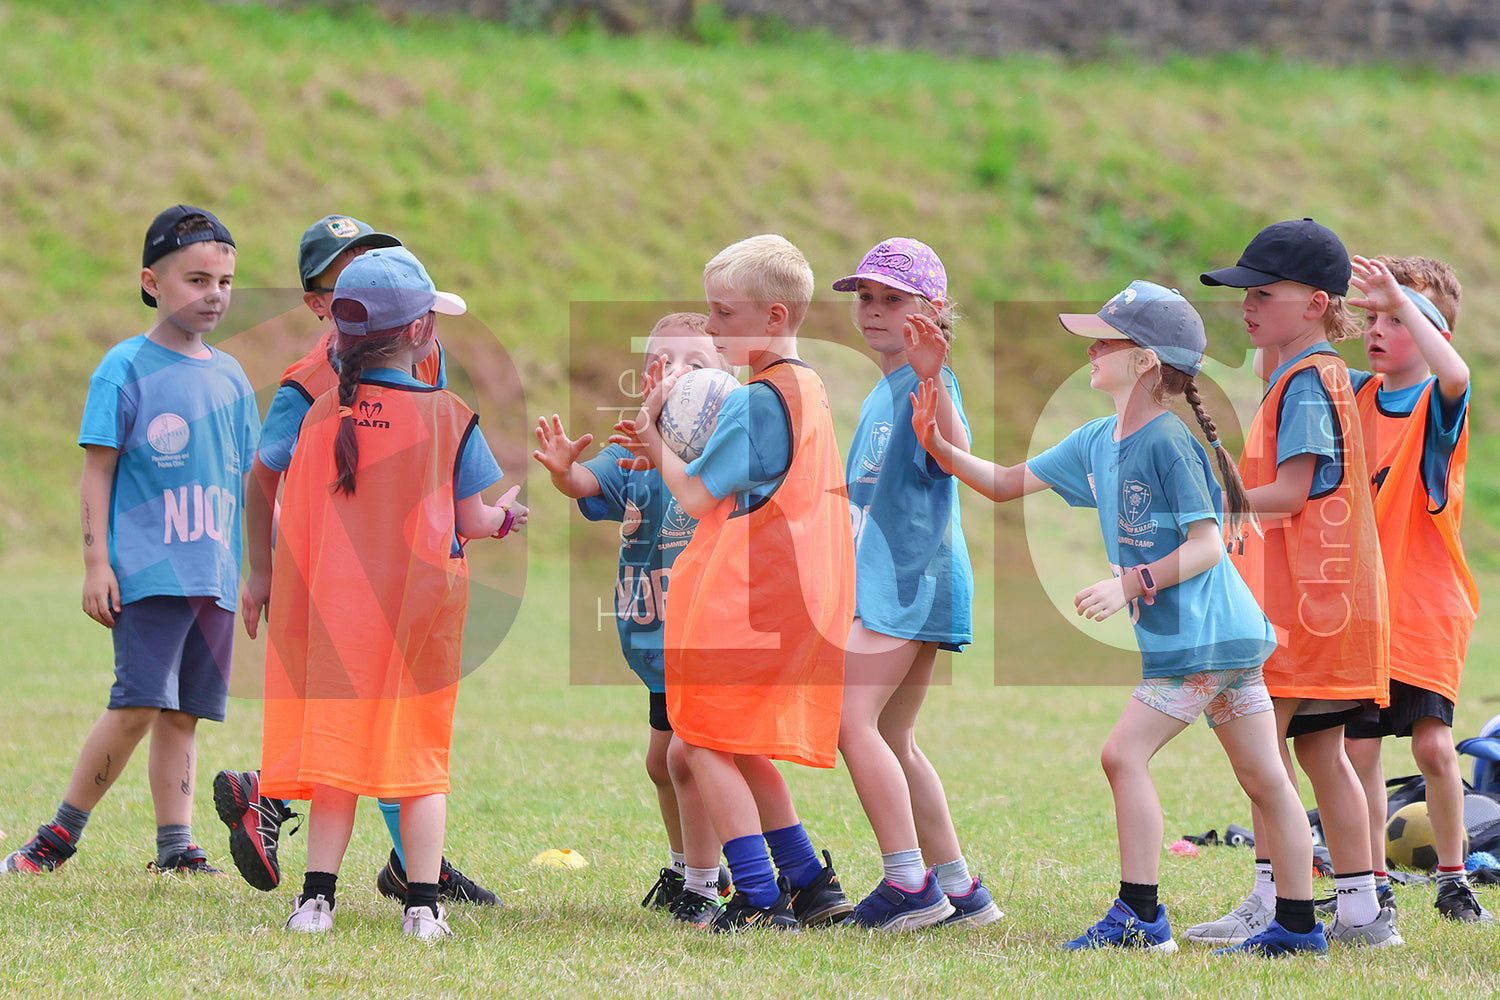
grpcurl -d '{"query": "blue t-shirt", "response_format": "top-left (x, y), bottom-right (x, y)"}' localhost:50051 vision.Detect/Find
top-left (78, 335), bottom-right (260, 612)
top-left (1267, 345), bottom-right (1342, 497)
top-left (1027, 413), bottom-right (1276, 678)
top-left (685, 381), bottom-right (792, 510)
top-left (578, 443), bottom-right (699, 692)
top-left (1349, 370), bottom-right (1469, 509)
top-left (846, 364), bottom-right (972, 648)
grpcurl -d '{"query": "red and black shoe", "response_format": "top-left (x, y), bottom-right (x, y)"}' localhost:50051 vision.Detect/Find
top-left (1, 823), bottom-right (76, 874)
top-left (213, 769), bottom-right (299, 891)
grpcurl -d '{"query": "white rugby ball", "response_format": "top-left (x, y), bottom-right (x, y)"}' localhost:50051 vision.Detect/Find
top-left (657, 368), bottom-right (739, 463)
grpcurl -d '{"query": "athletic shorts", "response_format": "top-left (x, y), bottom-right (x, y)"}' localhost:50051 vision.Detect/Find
top-left (109, 596), bottom-right (233, 721)
top-left (1283, 699), bottom-right (1378, 738)
top-left (648, 690), bottom-right (671, 733)
top-left (1345, 679), bottom-right (1454, 739)
top-left (1132, 666), bottom-right (1272, 729)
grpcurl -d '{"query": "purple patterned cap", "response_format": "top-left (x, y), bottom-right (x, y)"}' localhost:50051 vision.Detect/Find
top-left (832, 238), bottom-right (947, 301)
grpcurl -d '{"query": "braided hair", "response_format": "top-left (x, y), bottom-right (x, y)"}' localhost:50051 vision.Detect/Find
top-left (1155, 363), bottom-right (1251, 534)
top-left (330, 314), bottom-right (435, 497)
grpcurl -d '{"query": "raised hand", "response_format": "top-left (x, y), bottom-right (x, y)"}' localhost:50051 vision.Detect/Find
top-left (903, 312), bottom-right (949, 380)
top-left (910, 377), bottom-right (955, 472)
top-left (1348, 255), bottom-right (1405, 315)
top-left (533, 414), bottom-right (594, 475)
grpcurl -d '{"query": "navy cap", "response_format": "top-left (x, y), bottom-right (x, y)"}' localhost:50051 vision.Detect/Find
top-left (141, 205), bottom-right (235, 307)
top-left (1201, 218), bottom-right (1350, 296)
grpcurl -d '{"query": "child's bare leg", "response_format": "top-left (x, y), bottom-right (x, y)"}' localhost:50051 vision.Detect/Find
top-left (839, 624), bottom-right (923, 854)
top-left (736, 754), bottom-right (797, 830)
top-left (1102, 698), bottom-right (1187, 884)
top-left (667, 735), bottom-right (717, 870)
top-left (147, 710), bottom-right (198, 827)
top-left (877, 641), bottom-right (962, 864)
top-left (1292, 727), bottom-right (1372, 875)
top-left (1411, 718), bottom-right (1466, 867)
top-left (60, 706), bottom-right (159, 810)
top-left (683, 744), bottom-right (760, 843)
top-left (398, 792), bottom-right (446, 885)
top-left (648, 727), bottom-right (683, 854)
top-left (304, 784), bottom-right (359, 876)
top-left (1215, 709), bottom-right (1312, 900)
top-left (1344, 735), bottom-right (1388, 875)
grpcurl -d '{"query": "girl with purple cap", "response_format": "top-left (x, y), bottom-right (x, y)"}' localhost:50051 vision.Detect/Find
top-left (912, 281), bottom-right (1322, 956)
top-left (834, 238), bottom-right (999, 930)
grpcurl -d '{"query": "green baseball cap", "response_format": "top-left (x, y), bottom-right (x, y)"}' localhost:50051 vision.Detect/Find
top-left (298, 215), bottom-right (401, 291)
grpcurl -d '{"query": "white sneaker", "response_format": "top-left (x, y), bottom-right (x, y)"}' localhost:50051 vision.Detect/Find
top-left (402, 903), bottom-right (452, 941)
top-left (1182, 893), bottom-right (1271, 944)
top-left (286, 894), bottom-right (335, 933)
top-left (1326, 906), bottom-right (1404, 947)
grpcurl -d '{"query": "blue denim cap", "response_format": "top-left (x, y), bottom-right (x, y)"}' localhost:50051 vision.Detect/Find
top-left (330, 247), bottom-right (466, 337)
top-left (1058, 280), bottom-right (1207, 376)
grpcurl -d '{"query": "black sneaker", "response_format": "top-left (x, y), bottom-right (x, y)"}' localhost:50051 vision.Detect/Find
top-left (641, 867), bottom-right (686, 909)
top-left (376, 849), bottom-right (500, 906)
top-left (0, 823), bottom-right (77, 874)
top-left (213, 769), bottom-right (299, 891)
top-left (1436, 878), bottom-right (1495, 923)
top-left (787, 849), bottom-right (854, 926)
top-left (670, 889), bottom-right (722, 929)
top-left (148, 844), bottom-right (227, 875)
top-left (711, 889), bottom-right (801, 933)
top-left (1314, 883), bottom-right (1396, 918)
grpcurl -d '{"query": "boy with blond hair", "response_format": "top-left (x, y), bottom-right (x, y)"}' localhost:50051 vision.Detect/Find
top-left (1342, 254), bottom-right (1487, 922)
top-left (616, 235), bottom-right (856, 930)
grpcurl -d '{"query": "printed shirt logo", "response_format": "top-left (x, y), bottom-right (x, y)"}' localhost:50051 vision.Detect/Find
top-left (147, 413), bottom-right (190, 455)
top-left (621, 498), bottom-right (643, 539)
top-left (661, 498), bottom-right (694, 538)
top-left (355, 400), bottom-right (390, 428)
top-left (1119, 480), bottom-right (1157, 537)
top-left (860, 421), bottom-right (892, 475)
top-left (327, 218), bottom-right (359, 238)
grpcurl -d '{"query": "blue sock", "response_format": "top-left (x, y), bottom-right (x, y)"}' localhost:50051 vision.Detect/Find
top-left (763, 823), bottom-right (821, 889)
top-left (723, 834), bottom-right (779, 908)
top-left (378, 799), bottom-right (405, 868)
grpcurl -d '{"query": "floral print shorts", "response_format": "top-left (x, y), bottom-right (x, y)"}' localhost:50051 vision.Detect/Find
top-left (1131, 666), bottom-right (1272, 729)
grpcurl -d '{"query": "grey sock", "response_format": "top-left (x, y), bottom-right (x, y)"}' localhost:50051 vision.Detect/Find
top-left (52, 801), bottom-right (91, 844)
top-left (880, 848), bottom-right (927, 892)
top-left (933, 856), bottom-right (973, 897)
top-left (156, 823), bottom-right (193, 865)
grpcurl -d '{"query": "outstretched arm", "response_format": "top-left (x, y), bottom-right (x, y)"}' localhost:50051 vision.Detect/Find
top-left (532, 414), bottom-right (602, 499)
top-left (1350, 254), bottom-right (1469, 402)
top-left (910, 378), bottom-right (1044, 502)
top-left (457, 483), bottom-right (530, 541)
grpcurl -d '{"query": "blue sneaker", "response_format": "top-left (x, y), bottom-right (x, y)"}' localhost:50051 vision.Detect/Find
top-left (1213, 918), bottom-right (1328, 956)
top-left (1063, 899), bottom-right (1178, 953)
top-left (848, 870), bottom-right (955, 931)
top-left (943, 875), bottom-right (1003, 927)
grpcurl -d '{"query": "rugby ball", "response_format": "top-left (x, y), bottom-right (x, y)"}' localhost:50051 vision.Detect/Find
top-left (657, 368), bottom-right (738, 463)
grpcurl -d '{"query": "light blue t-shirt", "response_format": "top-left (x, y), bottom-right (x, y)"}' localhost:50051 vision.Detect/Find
top-left (1349, 370), bottom-right (1469, 509)
top-left (579, 443), bottom-right (699, 693)
top-left (845, 364), bottom-right (972, 648)
top-left (1267, 345), bottom-right (1342, 498)
top-left (1027, 413), bottom-right (1276, 678)
top-left (685, 380), bottom-right (792, 510)
top-left (78, 335), bottom-right (260, 612)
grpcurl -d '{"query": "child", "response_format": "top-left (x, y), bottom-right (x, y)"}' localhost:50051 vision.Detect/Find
top-left (614, 235), bottom-right (855, 931)
top-left (532, 311), bottom-right (731, 925)
top-left (1186, 219), bottom-right (1397, 948)
top-left (832, 238), bottom-right (999, 930)
top-left (913, 281), bottom-right (1323, 955)
top-left (215, 215), bottom-right (496, 907)
top-left (2, 206), bottom-right (257, 876)
top-left (260, 247), bottom-right (523, 940)
top-left (1341, 255), bottom-right (1487, 922)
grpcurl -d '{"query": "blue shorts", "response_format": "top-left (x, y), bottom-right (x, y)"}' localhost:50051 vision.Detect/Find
top-left (109, 596), bottom-right (233, 722)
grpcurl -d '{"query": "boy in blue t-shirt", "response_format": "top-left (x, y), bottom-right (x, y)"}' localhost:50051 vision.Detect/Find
top-left (533, 312), bottom-right (732, 924)
top-left (2, 206), bottom-right (258, 876)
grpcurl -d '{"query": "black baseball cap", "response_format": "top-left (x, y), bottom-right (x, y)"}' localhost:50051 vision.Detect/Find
top-left (298, 215), bottom-right (402, 291)
top-left (1200, 218), bottom-right (1350, 297)
top-left (141, 205), bottom-right (235, 307)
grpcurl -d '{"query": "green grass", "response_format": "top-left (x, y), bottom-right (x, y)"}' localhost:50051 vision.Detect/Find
top-left (3, 552), bottom-right (1500, 998)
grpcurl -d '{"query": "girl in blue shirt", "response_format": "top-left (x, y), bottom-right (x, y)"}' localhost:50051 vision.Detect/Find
top-left (914, 281), bottom-right (1323, 956)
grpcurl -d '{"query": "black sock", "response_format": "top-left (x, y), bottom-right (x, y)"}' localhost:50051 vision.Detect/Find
top-left (1275, 896), bottom-right (1315, 935)
top-left (405, 880), bottom-right (440, 917)
top-left (300, 870), bottom-right (338, 909)
top-left (1119, 881), bottom-right (1158, 922)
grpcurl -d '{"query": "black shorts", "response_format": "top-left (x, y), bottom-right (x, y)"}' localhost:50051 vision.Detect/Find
top-left (1345, 679), bottom-right (1455, 739)
top-left (648, 690), bottom-right (672, 733)
top-left (1285, 701), bottom-right (1379, 738)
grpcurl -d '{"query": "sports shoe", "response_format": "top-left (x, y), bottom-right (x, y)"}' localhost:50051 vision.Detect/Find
top-left (669, 889), bottom-right (723, 929)
top-left (1324, 906), bottom-right (1405, 947)
top-left (1435, 879), bottom-right (1495, 923)
top-left (711, 889), bottom-right (801, 933)
top-left (213, 768), bottom-right (299, 891)
top-left (641, 867), bottom-right (686, 910)
top-left (943, 875), bottom-right (1004, 927)
top-left (1182, 892), bottom-right (1271, 945)
top-left (0, 823), bottom-right (76, 874)
top-left (847, 871), bottom-right (955, 932)
top-left (1314, 883), bottom-right (1395, 918)
top-left (787, 849), bottom-right (854, 926)
top-left (376, 849), bottom-right (500, 905)
top-left (285, 894), bottom-right (335, 933)
top-left (402, 903), bottom-right (453, 941)
top-left (1212, 918), bottom-right (1328, 957)
top-left (147, 845), bottom-right (227, 875)
top-left (1063, 899), bottom-right (1177, 953)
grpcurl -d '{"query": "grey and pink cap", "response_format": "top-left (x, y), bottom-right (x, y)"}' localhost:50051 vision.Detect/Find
top-left (833, 238), bottom-right (947, 301)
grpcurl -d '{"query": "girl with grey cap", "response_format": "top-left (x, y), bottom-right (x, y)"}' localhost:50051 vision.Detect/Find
top-left (911, 281), bottom-right (1323, 956)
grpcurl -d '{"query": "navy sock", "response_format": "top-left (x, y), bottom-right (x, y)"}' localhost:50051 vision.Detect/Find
top-left (300, 870), bottom-right (338, 909)
top-left (1119, 881), bottom-right (1158, 922)
top-left (723, 834), bottom-right (780, 908)
top-left (763, 823), bottom-right (821, 889)
top-left (1275, 896), bottom-right (1316, 935)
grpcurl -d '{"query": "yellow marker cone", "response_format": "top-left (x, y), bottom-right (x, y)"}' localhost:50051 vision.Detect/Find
top-left (531, 848), bottom-right (588, 869)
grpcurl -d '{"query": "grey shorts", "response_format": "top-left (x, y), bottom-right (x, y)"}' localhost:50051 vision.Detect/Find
top-left (1132, 666), bottom-right (1273, 729)
top-left (109, 596), bottom-right (233, 722)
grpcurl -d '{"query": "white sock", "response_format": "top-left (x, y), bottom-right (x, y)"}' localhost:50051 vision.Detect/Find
top-left (670, 850), bottom-right (686, 874)
top-left (683, 865), bottom-right (719, 901)
top-left (881, 849), bottom-right (927, 892)
top-left (932, 856), bottom-right (973, 897)
top-left (1334, 871), bottom-right (1379, 926)
top-left (1252, 859), bottom-right (1276, 908)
